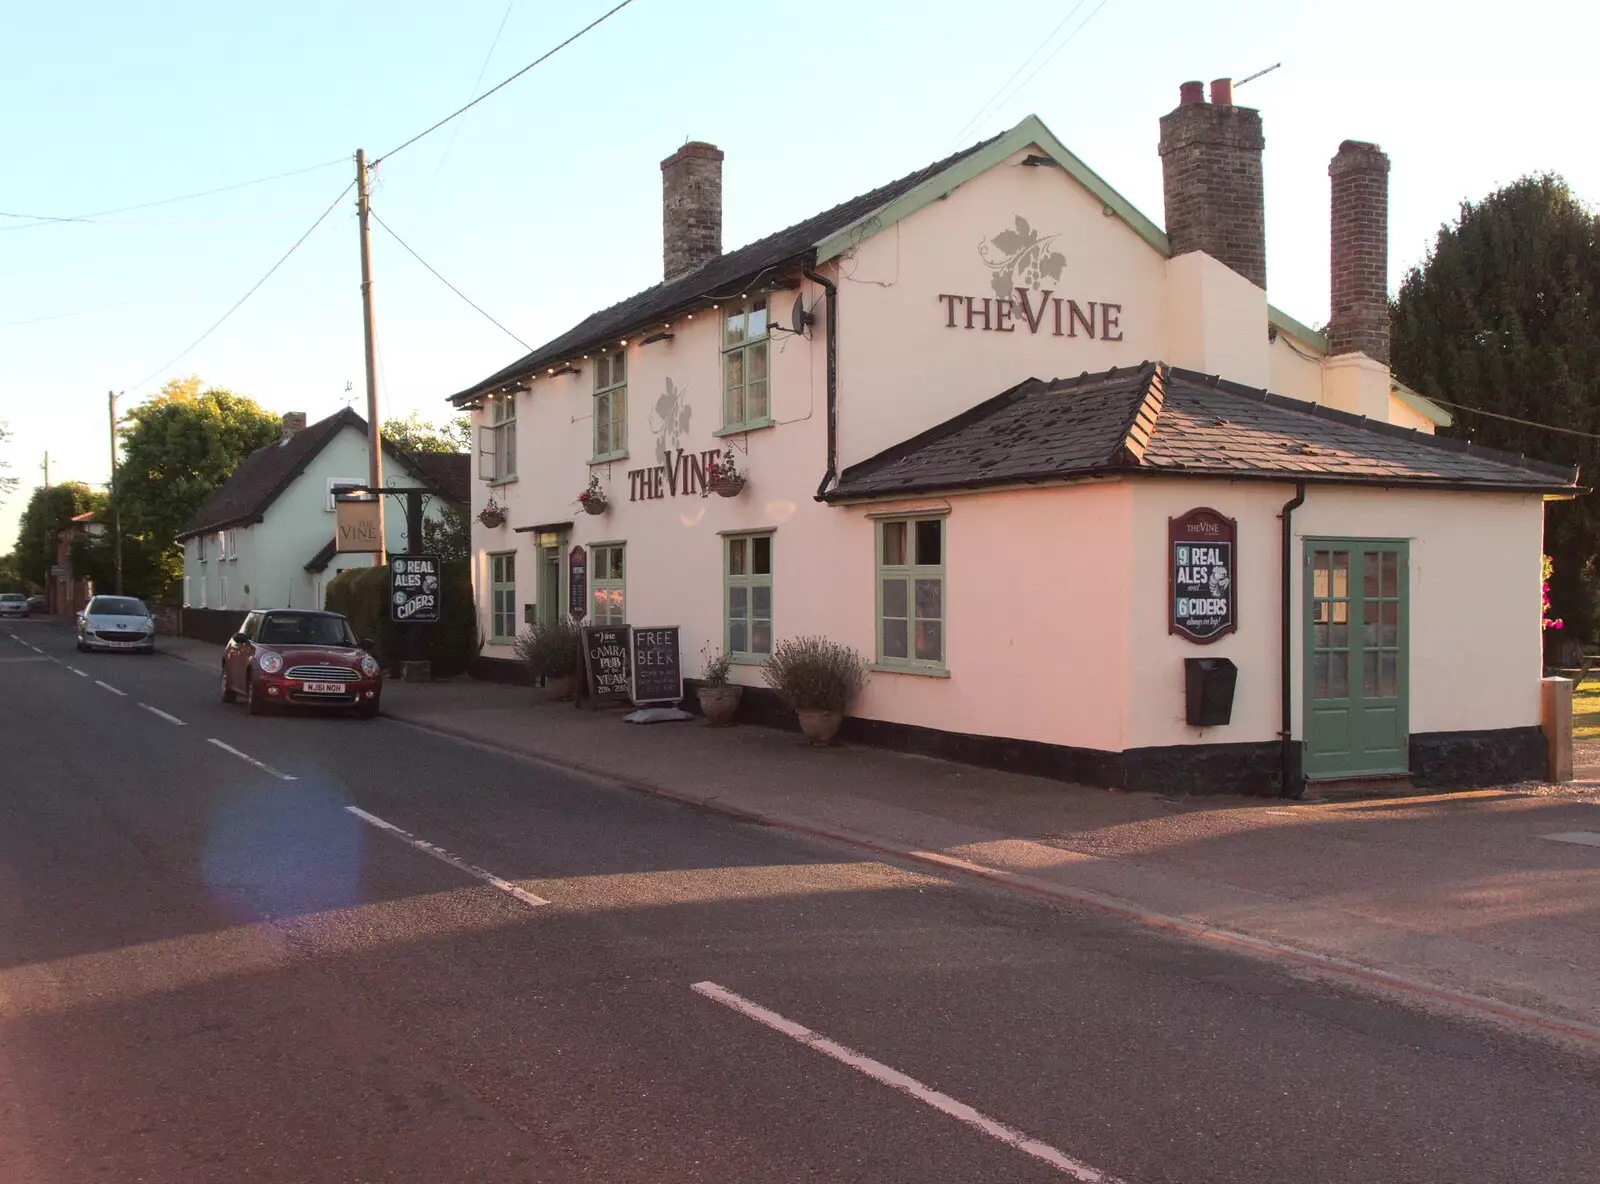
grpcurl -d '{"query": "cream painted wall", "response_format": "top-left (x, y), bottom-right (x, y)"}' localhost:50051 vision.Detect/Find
top-left (1268, 332), bottom-right (1325, 404)
top-left (1386, 395), bottom-right (1437, 434)
top-left (1164, 252), bottom-right (1269, 390)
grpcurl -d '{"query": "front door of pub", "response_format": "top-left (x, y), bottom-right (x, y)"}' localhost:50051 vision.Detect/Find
top-left (1303, 540), bottom-right (1410, 781)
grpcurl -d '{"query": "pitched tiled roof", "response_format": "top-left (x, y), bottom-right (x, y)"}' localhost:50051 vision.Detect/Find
top-left (446, 133), bottom-right (1004, 406)
top-left (405, 451), bottom-right (470, 503)
top-left (826, 362), bottom-right (1579, 501)
top-left (178, 409), bottom-right (467, 541)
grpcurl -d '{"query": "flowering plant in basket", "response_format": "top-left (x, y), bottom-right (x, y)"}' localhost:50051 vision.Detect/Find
top-left (578, 473), bottom-right (608, 514)
top-left (477, 497), bottom-right (506, 527)
top-left (701, 451), bottom-right (745, 498)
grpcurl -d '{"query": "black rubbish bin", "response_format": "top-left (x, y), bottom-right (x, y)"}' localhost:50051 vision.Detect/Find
top-left (1184, 657), bottom-right (1237, 727)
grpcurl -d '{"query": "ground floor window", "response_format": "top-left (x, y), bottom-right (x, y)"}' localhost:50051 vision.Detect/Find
top-left (592, 543), bottom-right (625, 625)
top-left (724, 532), bottom-right (772, 659)
top-left (876, 515), bottom-right (945, 671)
top-left (490, 552), bottom-right (516, 642)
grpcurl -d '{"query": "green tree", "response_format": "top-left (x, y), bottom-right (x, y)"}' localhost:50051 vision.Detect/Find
top-left (382, 410), bottom-right (470, 454)
top-left (0, 552), bottom-right (25, 594)
top-left (12, 482), bottom-right (110, 589)
top-left (1392, 174), bottom-right (1600, 639)
top-left (114, 376), bottom-right (281, 598)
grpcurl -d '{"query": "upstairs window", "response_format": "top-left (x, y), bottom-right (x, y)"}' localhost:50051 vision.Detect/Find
top-left (876, 516), bottom-right (946, 672)
top-left (196, 534), bottom-right (208, 563)
top-left (721, 298), bottom-right (770, 432)
top-left (593, 348), bottom-right (628, 462)
top-left (221, 528), bottom-right (238, 560)
top-left (478, 392), bottom-right (517, 483)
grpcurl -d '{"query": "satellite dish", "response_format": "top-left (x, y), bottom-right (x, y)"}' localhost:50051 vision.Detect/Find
top-left (790, 295), bottom-right (814, 335)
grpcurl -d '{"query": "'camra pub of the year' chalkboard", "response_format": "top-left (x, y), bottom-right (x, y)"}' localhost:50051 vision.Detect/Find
top-left (1169, 508), bottom-right (1236, 643)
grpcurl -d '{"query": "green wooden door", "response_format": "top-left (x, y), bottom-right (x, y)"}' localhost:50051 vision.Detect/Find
top-left (536, 535), bottom-right (566, 626)
top-left (1303, 541), bottom-right (1409, 780)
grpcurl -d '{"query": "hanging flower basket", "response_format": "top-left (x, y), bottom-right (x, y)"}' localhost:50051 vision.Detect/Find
top-left (477, 499), bottom-right (507, 528)
top-left (578, 474), bottom-right (608, 515)
top-left (701, 451), bottom-right (746, 499)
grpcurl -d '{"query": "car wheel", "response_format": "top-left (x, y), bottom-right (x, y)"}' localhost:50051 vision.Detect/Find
top-left (246, 672), bottom-right (268, 716)
top-left (220, 665), bottom-right (237, 703)
top-left (75, 637), bottom-right (85, 652)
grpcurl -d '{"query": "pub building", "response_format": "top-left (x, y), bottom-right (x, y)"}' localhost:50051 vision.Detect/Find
top-left (450, 79), bottom-right (1577, 794)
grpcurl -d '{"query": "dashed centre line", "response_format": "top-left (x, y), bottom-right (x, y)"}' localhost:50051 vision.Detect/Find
top-left (206, 738), bottom-right (296, 781)
top-left (94, 680), bottom-right (127, 697)
top-left (138, 703), bottom-right (187, 726)
top-left (66, 666), bottom-right (89, 678)
top-left (344, 806), bottom-right (550, 909)
top-left (691, 982), bottom-right (1125, 1182)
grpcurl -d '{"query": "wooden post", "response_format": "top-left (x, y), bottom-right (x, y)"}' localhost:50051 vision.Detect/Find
top-left (1541, 676), bottom-right (1573, 783)
top-left (355, 149), bottom-right (386, 566)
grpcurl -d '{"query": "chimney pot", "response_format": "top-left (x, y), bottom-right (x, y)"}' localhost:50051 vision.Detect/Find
top-left (280, 412), bottom-right (307, 443)
top-left (1327, 140), bottom-right (1391, 364)
top-left (1158, 83), bottom-right (1267, 289)
top-left (1209, 78), bottom-right (1233, 106)
top-left (1179, 80), bottom-right (1205, 105)
top-left (661, 141), bottom-right (724, 282)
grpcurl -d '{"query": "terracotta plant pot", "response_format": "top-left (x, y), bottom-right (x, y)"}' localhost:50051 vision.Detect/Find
top-left (582, 499), bottom-right (607, 516)
top-left (796, 708), bottom-right (844, 746)
top-left (544, 673), bottom-right (576, 700)
top-left (711, 475), bottom-right (746, 498)
top-left (697, 684), bottom-right (743, 726)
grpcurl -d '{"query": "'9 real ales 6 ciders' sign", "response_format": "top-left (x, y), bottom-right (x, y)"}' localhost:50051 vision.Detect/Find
top-left (1169, 508), bottom-right (1236, 643)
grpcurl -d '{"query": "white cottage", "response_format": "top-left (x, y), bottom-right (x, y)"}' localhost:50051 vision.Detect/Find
top-left (448, 81), bottom-right (1577, 794)
top-left (177, 408), bottom-right (468, 616)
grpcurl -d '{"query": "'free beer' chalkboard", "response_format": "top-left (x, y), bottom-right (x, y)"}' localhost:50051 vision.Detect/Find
top-left (1169, 508), bottom-right (1237, 644)
top-left (580, 626), bottom-right (632, 706)
top-left (630, 626), bottom-right (683, 704)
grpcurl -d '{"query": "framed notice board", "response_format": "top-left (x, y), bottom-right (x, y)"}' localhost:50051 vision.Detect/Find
top-left (580, 626), bottom-right (632, 707)
top-left (568, 546), bottom-right (588, 621)
top-left (1170, 507), bottom-right (1237, 643)
top-left (630, 626), bottom-right (683, 704)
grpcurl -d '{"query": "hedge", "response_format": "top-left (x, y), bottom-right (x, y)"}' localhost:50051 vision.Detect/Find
top-left (325, 560), bottom-right (478, 677)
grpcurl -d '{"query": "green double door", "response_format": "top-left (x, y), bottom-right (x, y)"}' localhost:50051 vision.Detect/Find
top-left (1303, 540), bottom-right (1409, 781)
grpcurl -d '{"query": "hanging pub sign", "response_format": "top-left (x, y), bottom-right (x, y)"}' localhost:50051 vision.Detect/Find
top-left (390, 554), bottom-right (441, 623)
top-left (631, 626), bottom-right (683, 704)
top-left (568, 546), bottom-right (588, 620)
top-left (580, 626), bottom-right (633, 707)
top-left (334, 494), bottom-right (382, 552)
top-left (1169, 508), bottom-right (1236, 644)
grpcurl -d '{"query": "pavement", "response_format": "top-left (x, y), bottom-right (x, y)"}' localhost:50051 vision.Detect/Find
top-left (143, 628), bottom-right (1600, 1040)
top-left (5, 617), bottom-right (1598, 1182)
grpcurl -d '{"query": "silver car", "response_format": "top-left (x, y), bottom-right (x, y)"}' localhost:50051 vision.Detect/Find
top-left (76, 595), bottom-right (157, 653)
top-left (0, 592), bottom-right (27, 619)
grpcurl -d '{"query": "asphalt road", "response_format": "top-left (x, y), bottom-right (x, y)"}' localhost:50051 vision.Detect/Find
top-left (2, 620), bottom-right (1595, 1183)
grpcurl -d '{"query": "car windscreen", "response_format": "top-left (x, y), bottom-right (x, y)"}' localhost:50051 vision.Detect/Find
top-left (89, 597), bottom-right (147, 616)
top-left (0, 594), bottom-right (23, 602)
top-left (258, 614), bottom-right (356, 647)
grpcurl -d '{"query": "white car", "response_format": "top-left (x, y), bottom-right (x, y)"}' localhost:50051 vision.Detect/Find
top-left (0, 593), bottom-right (28, 619)
top-left (76, 595), bottom-right (157, 653)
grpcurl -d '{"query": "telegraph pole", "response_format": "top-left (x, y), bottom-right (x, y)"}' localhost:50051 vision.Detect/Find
top-left (355, 149), bottom-right (386, 566)
top-left (41, 452), bottom-right (48, 487)
top-left (108, 390), bottom-right (123, 594)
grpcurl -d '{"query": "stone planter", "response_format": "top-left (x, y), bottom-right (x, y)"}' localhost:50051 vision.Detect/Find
top-left (581, 498), bottom-right (608, 516)
top-left (710, 475), bottom-right (746, 498)
top-left (697, 684), bottom-right (743, 726)
top-left (544, 673), bottom-right (576, 700)
top-left (797, 708), bottom-right (844, 746)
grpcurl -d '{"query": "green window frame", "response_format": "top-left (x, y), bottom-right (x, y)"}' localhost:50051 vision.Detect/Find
top-left (876, 515), bottom-right (946, 673)
top-left (724, 532), bottom-right (773, 662)
top-left (478, 392), bottom-right (517, 483)
top-left (592, 348), bottom-right (628, 462)
top-left (720, 298), bottom-right (771, 432)
top-left (591, 542), bottom-right (626, 625)
top-left (489, 551), bottom-right (516, 642)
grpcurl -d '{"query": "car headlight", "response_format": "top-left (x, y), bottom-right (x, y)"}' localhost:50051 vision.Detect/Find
top-left (258, 651), bottom-right (284, 674)
top-left (360, 654), bottom-right (380, 677)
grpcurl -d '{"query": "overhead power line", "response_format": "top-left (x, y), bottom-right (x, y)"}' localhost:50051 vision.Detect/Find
top-left (945, 0), bottom-right (1090, 152)
top-left (1421, 396), bottom-right (1600, 442)
top-left (124, 179), bottom-right (356, 394)
top-left (373, 0), bottom-right (638, 165)
top-left (369, 208), bottom-right (531, 350)
top-left (0, 157), bottom-right (347, 233)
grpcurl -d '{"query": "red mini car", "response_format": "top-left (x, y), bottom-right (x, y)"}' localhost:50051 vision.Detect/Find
top-left (221, 608), bottom-right (383, 717)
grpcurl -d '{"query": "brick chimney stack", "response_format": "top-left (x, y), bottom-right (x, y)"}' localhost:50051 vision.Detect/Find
top-left (280, 411), bottom-right (307, 443)
top-left (1158, 79), bottom-right (1267, 290)
top-left (661, 141), bottom-right (724, 282)
top-left (1327, 140), bottom-right (1391, 364)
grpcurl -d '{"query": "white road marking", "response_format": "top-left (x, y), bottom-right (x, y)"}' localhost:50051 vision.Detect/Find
top-left (206, 738), bottom-right (296, 781)
top-left (344, 806), bottom-right (551, 908)
top-left (1540, 831), bottom-right (1600, 849)
top-left (138, 703), bottom-right (187, 726)
top-left (691, 982), bottom-right (1126, 1182)
top-left (66, 666), bottom-right (89, 678)
top-left (93, 680), bottom-right (127, 697)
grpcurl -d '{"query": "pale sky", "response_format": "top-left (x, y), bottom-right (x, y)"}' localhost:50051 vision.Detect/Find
top-left (3, 0), bottom-right (1595, 549)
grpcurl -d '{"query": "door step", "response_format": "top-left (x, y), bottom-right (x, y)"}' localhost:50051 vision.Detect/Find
top-left (1302, 773), bottom-right (1417, 801)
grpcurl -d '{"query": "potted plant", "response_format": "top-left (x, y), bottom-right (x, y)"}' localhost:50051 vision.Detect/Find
top-left (514, 619), bottom-right (580, 699)
top-left (696, 645), bottom-right (743, 725)
top-left (701, 451), bottom-right (746, 498)
top-left (478, 498), bottom-right (506, 528)
top-left (578, 473), bottom-right (608, 515)
top-left (762, 635), bottom-right (867, 745)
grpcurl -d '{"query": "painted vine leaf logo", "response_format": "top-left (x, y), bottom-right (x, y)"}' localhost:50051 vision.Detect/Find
top-left (650, 376), bottom-right (693, 465)
top-left (979, 216), bottom-right (1067, 299)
